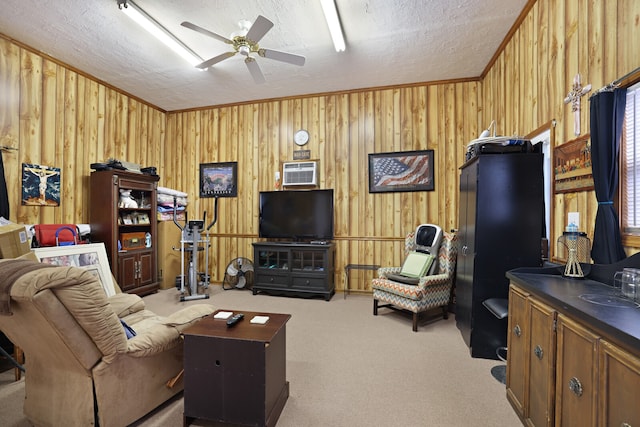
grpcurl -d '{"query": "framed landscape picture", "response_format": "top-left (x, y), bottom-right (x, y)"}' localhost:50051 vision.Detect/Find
top-left (368, 150), bottom-right (435, 193)
top-left (199, 162), bottom-right (238, 198)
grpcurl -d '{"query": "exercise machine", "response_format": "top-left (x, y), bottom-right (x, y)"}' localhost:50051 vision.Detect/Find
top-left (173, 196), bottom-right (219, 301)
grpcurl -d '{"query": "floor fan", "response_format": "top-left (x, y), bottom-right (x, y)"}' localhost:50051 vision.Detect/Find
top-left (222, 257), bottom-right (254, 290)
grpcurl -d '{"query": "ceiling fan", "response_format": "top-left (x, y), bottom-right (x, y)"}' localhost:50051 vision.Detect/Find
top-left (181, 15), bottom-right (305, 84)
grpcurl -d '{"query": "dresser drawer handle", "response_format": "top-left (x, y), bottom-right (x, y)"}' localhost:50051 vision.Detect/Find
top-left (514, 325), bottom-right (522, 337)
top-left (534, 345), bottom-right (543, 360)
top-left (568, 377), bottom-right (583, 397)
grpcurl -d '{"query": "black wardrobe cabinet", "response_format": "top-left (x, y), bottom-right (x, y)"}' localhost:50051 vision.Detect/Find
top-left (455, 151), bottom-right (544, 360)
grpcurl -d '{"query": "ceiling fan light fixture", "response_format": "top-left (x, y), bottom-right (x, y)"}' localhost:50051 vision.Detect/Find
top-left (181, 15), bottom-right (305, 83)
top-left (320, 0), bottom-right (346, 52)
top-left (117, 0), bottom-right (202, 66)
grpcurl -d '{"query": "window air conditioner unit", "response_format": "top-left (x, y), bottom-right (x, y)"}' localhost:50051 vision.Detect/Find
top-left (282, 161), bottom-right (317, 186)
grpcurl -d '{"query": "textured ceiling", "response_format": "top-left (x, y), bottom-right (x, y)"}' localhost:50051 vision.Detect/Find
top-left (0, 0), bottom-right (529, 111)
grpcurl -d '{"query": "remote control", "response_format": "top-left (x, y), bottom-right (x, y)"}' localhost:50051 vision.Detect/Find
top-left (226, 313), bottom-right (244, 327)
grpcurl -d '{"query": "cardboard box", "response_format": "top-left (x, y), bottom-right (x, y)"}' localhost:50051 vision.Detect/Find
top-left (0, 224), bottom-right (31, 258)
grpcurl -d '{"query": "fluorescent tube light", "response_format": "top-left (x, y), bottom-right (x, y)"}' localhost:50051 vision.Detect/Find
top-left (118, 0), bottom-right (202, 66)
top-left (320, 0), bottom-right (346, 52)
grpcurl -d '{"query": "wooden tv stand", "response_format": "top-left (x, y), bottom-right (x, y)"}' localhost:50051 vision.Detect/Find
top-left (252, 242), bottom-right (335, 301)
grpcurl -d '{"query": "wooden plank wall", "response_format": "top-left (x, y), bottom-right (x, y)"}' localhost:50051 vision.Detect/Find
top-left (165, 85), bottom-right (480, 292)
top-left (1, 0), bottom-right (639, 291)
top-left (1, 34), bottom-right (479, 291)
top-left (0, 37), bottom-right (165, 227)
top-left (482, 0), bottom-right (640, 257)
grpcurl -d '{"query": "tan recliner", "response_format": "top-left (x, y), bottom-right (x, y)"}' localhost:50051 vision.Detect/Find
top-left (0, 257), bottom-right (215, 427)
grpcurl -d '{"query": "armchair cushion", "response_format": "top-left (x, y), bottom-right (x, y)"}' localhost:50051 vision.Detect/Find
top-left (119, 304), bottom-right (214, 357)
top-left (108, 292), bottom-right (146, 317)
top-left (374, 271), bottom-right (451, 300)
top-left (399, 251), bottom-right (434, 278)
top-left (164, 304), bottom-right (220, 329)
top-left (385, 273), bottom-right (420, 285)
top-left (124, 314), bottom-right (186, 357)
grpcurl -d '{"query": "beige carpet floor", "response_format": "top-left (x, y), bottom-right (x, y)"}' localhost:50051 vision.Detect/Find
top-left (0, 286), bottom-right (521, 426)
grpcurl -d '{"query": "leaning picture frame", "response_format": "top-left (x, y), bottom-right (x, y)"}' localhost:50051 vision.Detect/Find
top-left (199, 161), bottom-right (238, 198)
top-left (33, 243), bottom-right (116, 297)
top-left (368, 150), bottom-right (435, 193)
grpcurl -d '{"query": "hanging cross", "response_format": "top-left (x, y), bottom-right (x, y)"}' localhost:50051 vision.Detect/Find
top-left (564, 73), bottom-right (592, 136)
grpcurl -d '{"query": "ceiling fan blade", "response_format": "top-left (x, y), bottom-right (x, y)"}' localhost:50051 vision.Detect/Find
top-left (245, 57), bottom-right (266, 84)
top-left (245, 15), bottom-right (274, 43)
top-left (260, 48), bottom-right (306, 66)
top-left (181, 21), bottom-right (232, 44)
top-left (196, 51), bottom-right (236, 69)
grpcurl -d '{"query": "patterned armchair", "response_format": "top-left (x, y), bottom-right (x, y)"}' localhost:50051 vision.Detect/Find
top-left (372, 229), bottom-right (458, 332)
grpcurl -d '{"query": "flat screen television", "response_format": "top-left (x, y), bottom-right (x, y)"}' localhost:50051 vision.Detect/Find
top-left (259, 189), bottom-right (334, 241)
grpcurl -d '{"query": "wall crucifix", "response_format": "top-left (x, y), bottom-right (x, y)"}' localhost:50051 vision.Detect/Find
top-left (564, 73), bottom-right (592, 136)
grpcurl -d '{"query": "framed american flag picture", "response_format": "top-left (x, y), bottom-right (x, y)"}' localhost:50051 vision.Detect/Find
top-left (368, 150), bottom-right (434, 193)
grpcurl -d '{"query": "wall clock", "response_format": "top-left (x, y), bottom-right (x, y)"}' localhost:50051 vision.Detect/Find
top-left (294, 129), bottom-right (309, 146)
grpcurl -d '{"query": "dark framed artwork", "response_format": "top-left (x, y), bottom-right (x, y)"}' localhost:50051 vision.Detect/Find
top-left (368, 150), bottom-right (435, 193)
top-left (553, 134), bottom-right (593, 194)
top-left (199, 162), bottom-right (238, 198)
top-left (22, 163), bottom-right (61, 206)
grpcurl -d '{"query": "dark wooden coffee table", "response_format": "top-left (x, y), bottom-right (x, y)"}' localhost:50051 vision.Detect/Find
top-left (182, 309), bottom-right (291, 427)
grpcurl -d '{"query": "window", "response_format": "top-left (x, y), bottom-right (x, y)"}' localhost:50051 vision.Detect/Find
top-left (622, 82), bottom-right (640, 238)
